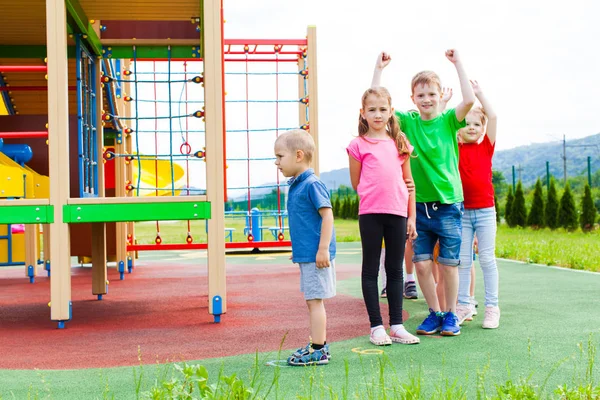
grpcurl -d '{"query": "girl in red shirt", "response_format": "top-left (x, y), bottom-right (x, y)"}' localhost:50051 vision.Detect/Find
top-left (455, 80), bottom-right (500, 329)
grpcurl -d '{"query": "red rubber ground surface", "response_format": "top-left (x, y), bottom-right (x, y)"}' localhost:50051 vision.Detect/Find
top-left (0, 261), bottom-right (407, 370)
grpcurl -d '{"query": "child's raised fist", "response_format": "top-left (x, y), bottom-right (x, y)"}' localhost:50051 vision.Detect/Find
top-left (376, 52), bottom-right (392, 69)
top-left (445, 49), bottom-right (461, 64)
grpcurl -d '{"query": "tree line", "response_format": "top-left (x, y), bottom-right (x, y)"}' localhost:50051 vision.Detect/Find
top-left (504, 179), bottom-right (597, 232)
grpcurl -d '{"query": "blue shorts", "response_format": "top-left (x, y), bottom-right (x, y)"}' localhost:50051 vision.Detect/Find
top-left (413, 202), bottom-right (463, 267)
top-left (299, 259), bottom-right (336, 300)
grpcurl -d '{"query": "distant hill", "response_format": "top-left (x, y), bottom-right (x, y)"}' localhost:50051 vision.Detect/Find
top-left (320, 168), bottom-right (352, 191)
top-left (492, 133), bottom-right (600, 186)
top-left (231, 133), bottom-right (600, 200)
top-left (321, 133), bottom-right (600, 189)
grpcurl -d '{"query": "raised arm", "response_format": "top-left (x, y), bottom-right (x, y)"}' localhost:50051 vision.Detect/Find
top-left (445, 49), bottom-right (475, 121)
top-left (371, 52), bottom-right (391, 88)
top-left (471, 80), bottom-right (497, 145)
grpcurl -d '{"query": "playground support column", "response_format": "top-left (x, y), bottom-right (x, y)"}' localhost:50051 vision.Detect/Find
top-left (124, 60), bottom-right (135, 271)
top-left (43, 224), bottom-right (51, 275)
top-left (24, 225), bottom-right (38, 283)
top-left (306, 26), bottom-right (319, 176)
top-left (91, 57), bottom-right (108, 299)
top-left (47, 0), bottom-right (72, 326)
top-left (204, 0), bottom-right (227, 320)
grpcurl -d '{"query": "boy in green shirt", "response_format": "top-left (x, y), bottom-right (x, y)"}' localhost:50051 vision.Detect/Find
top-left (372, 49), bottom-right (474, 336)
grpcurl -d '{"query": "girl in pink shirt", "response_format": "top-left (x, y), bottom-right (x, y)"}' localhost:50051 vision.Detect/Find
top-left (347, 87), bottom-right (419, 346)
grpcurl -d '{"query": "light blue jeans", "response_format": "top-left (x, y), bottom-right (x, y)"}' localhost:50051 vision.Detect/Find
top-left (458, 207), bottom-right (499, 307)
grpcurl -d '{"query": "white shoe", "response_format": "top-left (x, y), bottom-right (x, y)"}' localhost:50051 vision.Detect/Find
top-left (455, 304), bottom-right (474, 325)
top-left (470, 297), bottom-right (478, 316)
top-left (389, 326), bottom-right (420, 345)
top-left (370, 326), bottom-right (392, 346)
top-left (482, 306), bottom-right (500, 329)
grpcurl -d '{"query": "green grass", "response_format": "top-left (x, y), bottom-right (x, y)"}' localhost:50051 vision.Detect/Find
top-left (2, 246), bottom-right (600, 399)
top-left (135, 218), bottom-right (599, 272)
top-left (495, 224), bottom-right (600, 272)
top-left (2, 334), bottom-right (599, 399)
top-left (133, 218), bottom-right (362, 245)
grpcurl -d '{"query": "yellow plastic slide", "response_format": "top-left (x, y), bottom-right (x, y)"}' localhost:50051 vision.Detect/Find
top-left (131, 158), bottom-right (186, 196)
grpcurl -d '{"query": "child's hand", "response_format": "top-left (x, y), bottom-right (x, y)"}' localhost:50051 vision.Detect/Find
top-left (441, 87), bottom-right (453, 103)
top-left (375, 52), bottom-right (392, 70)
top-left (445, 49), bottom-right (461, 64)
top-left (316, 249), bottom-right (331, 268)
top-left (407, 218), bottom-right (418, 241)
top-left (470, 80), bottom-right (482, 96)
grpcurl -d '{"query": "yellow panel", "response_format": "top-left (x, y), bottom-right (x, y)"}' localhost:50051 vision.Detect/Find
top-left (0, 95), bottom-right (8, 115)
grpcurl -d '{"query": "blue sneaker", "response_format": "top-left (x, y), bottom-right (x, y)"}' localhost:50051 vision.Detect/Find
top-left (292, 343), bottom-right (331, 360)
top-left (287, 344), bottom-right (329, 366)
top-left (440, 311), bottom-right (461, 336)
top-left (416, 309), bottom-right (443, 335)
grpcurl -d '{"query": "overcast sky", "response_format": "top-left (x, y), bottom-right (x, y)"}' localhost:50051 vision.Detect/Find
top-left (222, 0), bottom-right (600, 174)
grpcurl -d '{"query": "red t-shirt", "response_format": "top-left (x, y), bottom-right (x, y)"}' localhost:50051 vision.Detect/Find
top-left (458, 135), bottom-right (495, 209)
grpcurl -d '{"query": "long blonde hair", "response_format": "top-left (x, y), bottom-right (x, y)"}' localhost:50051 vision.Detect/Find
top-left (358, 87), bottom-right (410, 156)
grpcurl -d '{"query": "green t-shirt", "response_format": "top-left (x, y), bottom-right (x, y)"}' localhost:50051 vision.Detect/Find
top-left (395, 109), bottom-right (466, 203)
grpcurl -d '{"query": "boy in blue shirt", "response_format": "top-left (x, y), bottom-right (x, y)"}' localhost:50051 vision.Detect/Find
top-left (274, 129), bottom-right (336, 366)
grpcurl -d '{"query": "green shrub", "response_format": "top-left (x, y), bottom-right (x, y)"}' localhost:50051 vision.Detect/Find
top-left (580, 184), bottom-right (597, 231)
top-left (527, 178), bottom-right (545, 228)
top-left (505, 186), bottom-right (514, 224)
top-left (545, 178), bottom-right (559, 229)
top-left (494, 194), bottom-right (500, 223)
top-left (558, 183), bottom-right (578, 231)
top-left (511, 181), bottom-right (527, 227)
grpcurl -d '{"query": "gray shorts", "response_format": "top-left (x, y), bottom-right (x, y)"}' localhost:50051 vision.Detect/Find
top-left (299, 259), bottom-right (336, 300)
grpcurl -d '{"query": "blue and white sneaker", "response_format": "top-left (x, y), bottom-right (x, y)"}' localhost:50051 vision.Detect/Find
top-left (287, 344), bottom-right (329, 366)
top-left (416, 309), bottom-right (443, 335)
top-left (440, 311), bottom-right (461, 336)
top-left (292, 343), bottom-right (331, 360)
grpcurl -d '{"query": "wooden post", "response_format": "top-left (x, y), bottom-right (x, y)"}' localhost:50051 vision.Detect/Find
top-left (306, 26), bottom-right (319, 176)
top-left (297, 51), bottom-right (308, 134)
top-left (91, 57), bottom-right (107, 297)
top-left (203, 0), bottom-right (226, 317)
top-left (46, 0), bottom-right (72, 324)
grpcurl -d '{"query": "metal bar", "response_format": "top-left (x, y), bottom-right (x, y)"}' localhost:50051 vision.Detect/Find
top-left (0, 131), bottom-right (48, 139)
top-left (0, 86), bottom-right (77, 92)
top-left (0, 65), bottom-right (47, 72)
top-left (224, 39), bottom-right (307, 46)
top-left (127, 240), bottom-right (291, 251)
top-left (64, 0), bottom-right (103, 55)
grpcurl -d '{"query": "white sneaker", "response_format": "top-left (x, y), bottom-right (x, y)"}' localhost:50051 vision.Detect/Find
top-left (455, 304), bottom-right (474, 325)
top-left (482, 306), bottom-right (500, 329)
top-left (470, 297), bottom-right (478, 316)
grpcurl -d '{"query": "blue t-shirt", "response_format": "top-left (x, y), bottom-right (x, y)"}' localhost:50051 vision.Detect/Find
top-left (287, 168), bottom-right (336, 263)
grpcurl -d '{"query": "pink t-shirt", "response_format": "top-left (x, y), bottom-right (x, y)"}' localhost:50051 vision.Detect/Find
top-left (347, 136), bottom-right (413, 217)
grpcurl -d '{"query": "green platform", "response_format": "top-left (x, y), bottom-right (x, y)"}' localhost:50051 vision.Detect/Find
top-left (0, 205), bottom-right (54, 224)
top-left (63, 201), bottom-right (211, 223)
